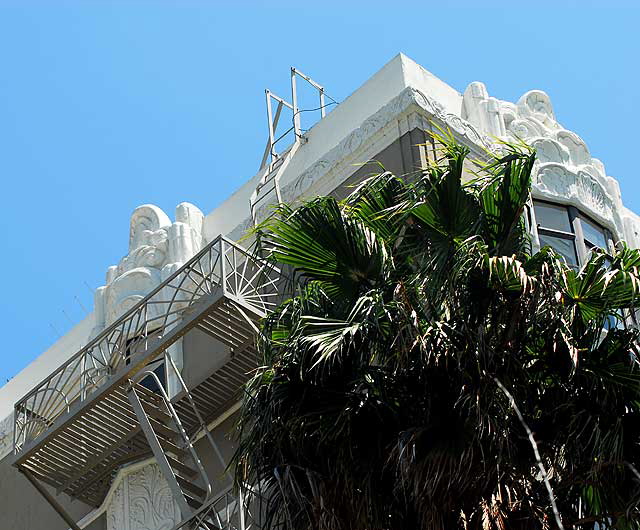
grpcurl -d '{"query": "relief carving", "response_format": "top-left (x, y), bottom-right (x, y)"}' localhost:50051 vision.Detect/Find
top-left (90, 202), bottom-right (205, 398)
top-left (462, 83), bottom-right (624, 237)
top-left (129, 465), bottom-right (181, 530)
top-left (279, 86), bottom-right (493, 210)
top-left (107, 463), bottom-right (181, 530)
top-left (107, 480), bottom-right (126, 530)
top-left (93, 203), bottom-right (205, 336)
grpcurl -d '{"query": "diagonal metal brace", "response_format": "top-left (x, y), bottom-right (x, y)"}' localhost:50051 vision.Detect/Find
top-left (20, 468), bottom-right (82, 530)
top-left (127, 386), bottom-right (192, 519)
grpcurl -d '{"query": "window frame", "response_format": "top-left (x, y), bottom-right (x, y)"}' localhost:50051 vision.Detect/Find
top-left (532, 199), bottom-right (614, 267)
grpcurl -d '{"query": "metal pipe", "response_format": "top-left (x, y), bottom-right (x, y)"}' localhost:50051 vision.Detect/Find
top-left (265, 90), bottom-right (276, 161)
top-left (291, 68), bottom-right (300, 138)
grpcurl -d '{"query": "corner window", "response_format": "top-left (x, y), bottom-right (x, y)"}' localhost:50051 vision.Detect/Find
top-left (533, 200), bottom-right (613, 267)
top-left (534, 201), bottom-right (578, 267)
top-left (581, 216), bottom-right (608, 250)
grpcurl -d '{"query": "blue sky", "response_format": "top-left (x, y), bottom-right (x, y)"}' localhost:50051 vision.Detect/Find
top-left (1, 2), bottom-right (639, 384)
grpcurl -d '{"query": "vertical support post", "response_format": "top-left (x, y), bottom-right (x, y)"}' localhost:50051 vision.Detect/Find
top-left (80, 356), bottom-right (86, 400)
top-left (265, 90), bottom-right (276, 164)
top-left (127, 387), bottom-right (192, 519)
top-left (20, 468), bottom-right (82, 530)
top-left (239, 488), bottom-right (247, 530)
top-left (13, 407), bottom-right (18, 454)
top-left (319, 87), bottom-right (326, 118)
top-left (291, 68), bottom-right (300, 138)
top-left (220, 239), bottom-right (227, 298)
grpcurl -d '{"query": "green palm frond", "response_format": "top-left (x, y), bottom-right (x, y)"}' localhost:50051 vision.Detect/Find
top-left (233, 130), bottom-right (640, 530)
top-left (487, 254), bottom-right (535, 292)
top-left (260, 197), bottom-right (389, 298)
top-left (478, 144), bottom-right (535, 257)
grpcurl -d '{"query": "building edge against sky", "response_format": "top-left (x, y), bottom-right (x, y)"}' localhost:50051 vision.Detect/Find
top-left (1, 53), bottom-right (639, 529)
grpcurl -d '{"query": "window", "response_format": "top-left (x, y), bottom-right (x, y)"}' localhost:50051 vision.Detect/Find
top-left (533, 200), bottom-right (613, 267)
top-left (534, 201), bottom-right (578, 267)
top-left (581, 216), bottom-right (608, 251)
top-left (125, 333), bottom-right (166, 393)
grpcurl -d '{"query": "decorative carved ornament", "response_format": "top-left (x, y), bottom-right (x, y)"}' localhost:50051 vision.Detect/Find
top-left (461, 82), bottom-right (629, 239)
top-left (239, 81), bottom-right (633, 245)
top-left (279, 86), bottom-right (494, 208)
top-left (93, 203), bottom-right (205, 338)
top-left (106, 462), bottom-right (181, 530)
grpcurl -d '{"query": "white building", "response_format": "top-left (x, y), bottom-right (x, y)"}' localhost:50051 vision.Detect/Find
top-left (1, 53), bottom-right (638, 530)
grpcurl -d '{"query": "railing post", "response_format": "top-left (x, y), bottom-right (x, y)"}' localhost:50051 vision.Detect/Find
top-left (291, 67), bottom-right (301, 138)
top-left (220, 238), bottom-right (227, 297)
top-left (239, 488), bottom-right (246, 530)
top-left (12, 408), bottom-right (18, 454)
top-left (81, 355), bottom-right (86, 401)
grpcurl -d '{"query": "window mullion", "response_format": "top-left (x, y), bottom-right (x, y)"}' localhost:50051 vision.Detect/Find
top-left (528, 196), bottom-right (541, 252)
top-left (605, 229), bottom-right (615, 254)
top-left (569, 206), bottom-right (588, 265)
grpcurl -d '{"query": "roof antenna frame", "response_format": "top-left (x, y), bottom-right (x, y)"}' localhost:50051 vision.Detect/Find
top-left (251, 67), bottom-right (330, 227)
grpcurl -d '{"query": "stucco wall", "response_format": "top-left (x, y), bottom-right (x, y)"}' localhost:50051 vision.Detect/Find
top-left (192, 414), bottom-right (238, 498)
top-left (331, 127), bottom-right (431, 200)
top-left (181, 328), bottom-right (231, 390)
top-left (0, 452), bottom-right (104, 530)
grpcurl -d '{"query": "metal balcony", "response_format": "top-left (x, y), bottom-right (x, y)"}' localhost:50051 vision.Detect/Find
top-left (12, 235), bottom-right (287, 508)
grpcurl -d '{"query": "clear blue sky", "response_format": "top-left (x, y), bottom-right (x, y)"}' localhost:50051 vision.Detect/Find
top-left (1, 2), bottom-right (639, 384)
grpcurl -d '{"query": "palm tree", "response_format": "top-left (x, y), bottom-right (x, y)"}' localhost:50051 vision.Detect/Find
top-left (233, 131), bottom-right (640, 530)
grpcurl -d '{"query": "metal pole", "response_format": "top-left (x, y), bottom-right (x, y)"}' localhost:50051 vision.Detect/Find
top-left (220, 239), bottom-right (227, 297)
top-left (20, 468), bottom-right (83, 530)
top-left (291, 68), bottom-right (300, 138)
top-left (239, 488), bottom-right (247, 530)
top-left (265, 90), bottom-right (276, 163)
top-left (320, 88), bottom-right (326, 118)
top-left (260, 100), bottom-right (284, 170)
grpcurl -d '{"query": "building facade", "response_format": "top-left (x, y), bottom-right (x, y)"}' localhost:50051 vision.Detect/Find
top-left (1, 54), bottom-right (638, 530)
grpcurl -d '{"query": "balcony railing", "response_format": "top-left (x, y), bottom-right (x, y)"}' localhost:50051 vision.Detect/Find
top-left (172, 485), bottom-right (261, 530)
top-left (14, 235), bottom-right (285, 455)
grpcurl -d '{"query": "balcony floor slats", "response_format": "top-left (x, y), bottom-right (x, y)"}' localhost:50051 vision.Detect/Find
top-left (13, 237), bottom-right (288, 509)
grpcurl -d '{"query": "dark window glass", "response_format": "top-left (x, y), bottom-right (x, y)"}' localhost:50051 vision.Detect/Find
top-left (539, 233), bottom-right (578, 267)
top-left (582, 216), bottom-right (608, 249)
top-left (139, 360), bottom-right (166, 394)
top-left (534, 202), bottom-right (572, 233)
top-left (126, 333), bottom-right (166, 394)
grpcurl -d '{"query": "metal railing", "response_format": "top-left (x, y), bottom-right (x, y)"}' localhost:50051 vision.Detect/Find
top-left (172, 485), bottom-right (261, 530)
top-left (14, 235), bottom-right (285, 453)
